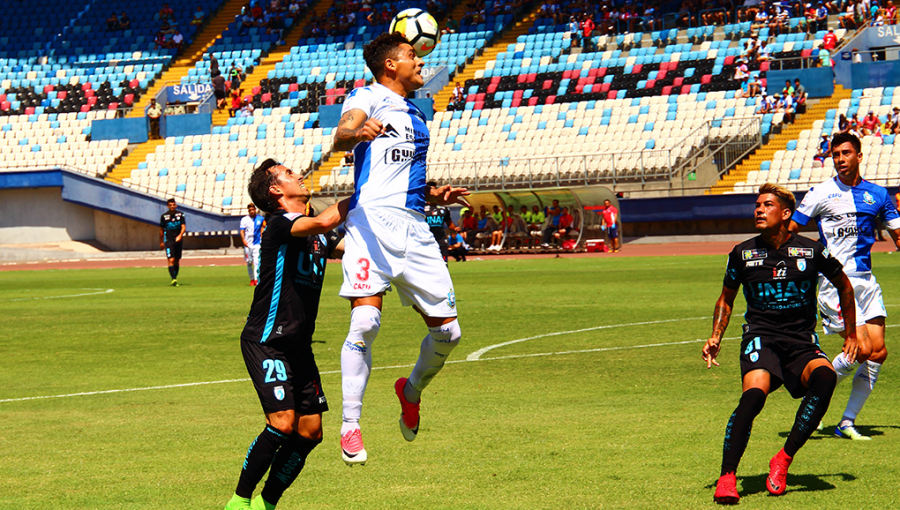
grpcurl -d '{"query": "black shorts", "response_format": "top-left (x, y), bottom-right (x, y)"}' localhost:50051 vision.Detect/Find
top-left (165, 240), bottom-right (183, 261)
top-left (241, 338), bottom-right (328, 415)
top-left (214, 89), bottom-right (226, 100)
top-left (739, 331), bottom-right (830, 398)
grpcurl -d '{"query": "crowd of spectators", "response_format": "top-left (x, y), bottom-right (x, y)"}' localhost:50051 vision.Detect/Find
top-left (235, 0), bottom-right (308, 44)
top-left (106, 12), bottom-right (132, 31)
top-left (147, 3), bottom-right (196, 50)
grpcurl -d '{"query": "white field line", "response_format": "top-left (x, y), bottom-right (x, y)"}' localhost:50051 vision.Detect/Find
top-left (0, 288), bottom-right (114, 301)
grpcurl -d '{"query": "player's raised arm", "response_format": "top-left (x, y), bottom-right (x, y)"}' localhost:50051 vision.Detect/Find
top-left (333, 109), bottom-right (384, 152)
top-left (290, 198), bottom-right (351, 237)
top-left (703, 286), bottom-right (738, 369)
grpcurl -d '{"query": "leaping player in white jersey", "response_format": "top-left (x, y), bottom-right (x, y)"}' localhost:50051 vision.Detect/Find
top-left (332, 32), bottom-right (469, 465)
top-left (790, 132), bottom-right (900, 440)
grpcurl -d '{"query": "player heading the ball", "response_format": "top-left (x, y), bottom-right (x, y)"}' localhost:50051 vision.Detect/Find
top-left (332, 32), bottom-right (469, 466)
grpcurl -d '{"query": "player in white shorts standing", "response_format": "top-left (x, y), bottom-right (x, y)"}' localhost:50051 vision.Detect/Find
top-left (790, 132), bottom-right (900, 440)
top-left (240, 203), bottom-right (266, 286)
top-left (331, 32), bottom-right (469, 465)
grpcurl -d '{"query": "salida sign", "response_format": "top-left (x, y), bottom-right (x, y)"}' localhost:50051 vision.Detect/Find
top-left (166, 83), bottom-right (213, 102)
top-left (870, 25), bottom-right (900, 45)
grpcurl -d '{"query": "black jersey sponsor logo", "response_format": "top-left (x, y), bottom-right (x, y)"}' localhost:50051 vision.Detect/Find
top-left (773, 261), bottom-right (787, 280)
top-left (788, 247), bottom-right (814, 258)
top-left (742, 249), bottom-right (767, 260)
top-left (746, 260), bottom-right (763, 268)
top-left (831, 225), bottom-right (870, 238)
top-left (381, 123), bottom-right (402, 138)
top-left (385, 144), bottom-right (427, 165)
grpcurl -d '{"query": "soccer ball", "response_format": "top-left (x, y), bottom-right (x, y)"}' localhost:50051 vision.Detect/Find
top-left (389, 8), bottom-right (440, 57)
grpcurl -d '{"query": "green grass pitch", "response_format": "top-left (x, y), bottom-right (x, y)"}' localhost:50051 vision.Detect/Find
top-left (2, 254), bottom-right (900, 509)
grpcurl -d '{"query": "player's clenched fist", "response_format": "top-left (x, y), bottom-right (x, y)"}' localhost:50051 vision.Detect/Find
top-left (358, 118), bottom-right (384, 142)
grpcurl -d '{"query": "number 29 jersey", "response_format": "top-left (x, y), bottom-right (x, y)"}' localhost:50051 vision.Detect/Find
top-left (723, 233), bottom-right (844, 339)
top-left (341, 83), bottom-right (430, 214)
top-left (241, 210), bottom-right (341, 345)
top-left (792, 177), bottom-right (900, 276)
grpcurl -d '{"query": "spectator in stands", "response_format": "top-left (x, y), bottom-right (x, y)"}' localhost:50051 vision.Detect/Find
top-left (448, 231), bottom-right (468, 261)
top-left (209, 54), bottom-right (220, 78)
top-left (781, 93), bottom-right (795, 123)
top-left (793, 79), bottom-right (807, 113)
top-left (756, 95), bottom-right (774, 114)
top-left (172, 30), bottom-right (184, 49)
top-left (744, 34), bottom-right (760, 63)
top-left (734, 58), bottom-right (749, 80)
top-left (758, 40), bottom-right (771, 61)
top-left (838, 113), bottom-right (850, 133)
top-left (782, 80), bottom-right (794, 98)
top-left (119, 12), bottom-right (131, 30)
top-left (154, 30), bottom-right (166, 49)
top-left (891, 107), bottom-right (900, 134)
top-left (748, 73), bottom-right (761, 97)
top-left (229, 64), bottom-right (246, 91)
top-left (192, 6), bottom-right (205, 26)
top-left (581, 14), bottom-right (595, 52)
top-left (841, 3), bottom-right (857, 28)
top-left (213, 74), bottom-right (227, 109)
top-left (230, 88), bottom-right (243, 117)
top-left (567, 16), bottom-right (580, 47)
top-left (107, 13), bottom-right (121, 31)
top-left (812, 2), bottom-right (828, 31)
top-left (239, 98), bottom-right (254, 117)
top-left (147, 98), bottom-right (163, 140)
top-left (822, 28), bottom-right (838, 50)
top-left (159, 3), bottom-right (174, 21)
top-left (451, 82), bottom-right (465, 110)
top-left (814, 133), bottom-right (830, 165)
top-left (861, 110), bottom-right (881, 136)
top-left (849, 112), bottom-right (862, 136)
top-left (443, 15), bottom-right (459, 34)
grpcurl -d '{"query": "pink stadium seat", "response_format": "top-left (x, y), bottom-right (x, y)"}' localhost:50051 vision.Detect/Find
top-left (487, 84), bottom-right (498, 94)
top-left (607, 90), bottom-right (617, 99)
top-left (526, 73), bottom-right (536, 83)
top-left (43, 85), bottom-right (55, 94)
top-left (82, 83), bottom-right (92, 91)
top-left (25, 106), bottom-right (34, 114)
top-left (761, 78), bottom-right (767, 88)
top-left (466, 94), bottom-right (476, 102)
top-left (701, 74), bottom-right (711, 84)
top-left (80, 104), bottom-right (90, 112)
top-left (108, 102), bottom-right (118, 110)
top-left (336, 88), bottom-right (345, 96)
top-left (490, 76), bottom-right (501, 85)
top-left (57, 91), bottom-right (67, 100)
top-left (723, 56), bottom-right (734, 66)
top-left (84, 89), bottom-right (95, 98)
top-left (289, 83), bottom-right (299, 92)
top-left (252, 86), bottom-right (261, 95)
top-left (801, 49), bottom-right (812, 58)
top-left (516, 74), bottom-right (527, 84)
top-left (261, 92), bottom-right (271, 103)
top-left (681, 85), bottom-right (691, 94)
top-left (87, 96), bottom-right (97, 106)
top-left (542, 80), bottom-right (553, 90)
top-left (0, 94), bottom-right (5, 103)
top-left (513, 90), bottom-right (523, 98)
top-left (130, 79), bottom-right (139, 89)
top-left (528, 97), bottom-right (538, 106)
top-left (673, 77), bottom-right (684, 87)
top-left (632, 64), bottom-right (642, 74)
top-left (1, 101), bottom-right (9, 111)
top-left (575, 85), bottom-right (584, 94)
top-left (475, 92), bottom-right (485, 101)
top-left (545, 95), bottom-right (556, 104)
top-left (662, 86), bottom-right (672, 95)
top-left (646, 79), bottom-right (656, 89)
top-left (325, 96), bottom-right (335, 105)
top-left (124, 94), bottom-right (134, 106)
top-left (760, 61), bottom-right (770, 71)
top-left (325, 88), bottom-right (335, 96)
top-left (596, 67), bottom-right (607, 77)
top-left (511, 98), bottom-right (521, 107)
top-left (474, 101), bottom-right (484, 109)
top-left (598, 83), bottom-right (611, 92)
top-left (656, 70), bottom-right (667, 80)
top-left (354, 79), bottom-right (365, 88)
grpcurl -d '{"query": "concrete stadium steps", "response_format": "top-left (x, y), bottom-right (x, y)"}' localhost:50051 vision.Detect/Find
top-left (706, 84), bottom-right (851, 194)
top-left (106, 139), bottom-right (166, 184)
top-left (433, 5), bottom-right (543, 112)
top-left (128, 0), bottom-right (248, 119)
top-left (212, 0), bottom-right (335, 126)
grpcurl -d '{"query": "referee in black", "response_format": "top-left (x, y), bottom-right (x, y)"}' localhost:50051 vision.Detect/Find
top-left (159, 198), bottom-right (186, 286)
top-left (223, 159), bottom-right (349, 510)
top-left (702, 183), bottom-right (862, 504)
top-left (424, 180), bottom-right (458, 263)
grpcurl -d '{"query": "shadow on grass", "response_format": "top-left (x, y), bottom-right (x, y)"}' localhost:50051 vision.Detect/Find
top-left (705, 472), bottom-right (856, 496)
top-left (775, 423), bottom-right (900, 439)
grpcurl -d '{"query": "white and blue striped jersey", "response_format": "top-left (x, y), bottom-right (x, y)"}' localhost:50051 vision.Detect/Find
top-left (792, 177), bottom-right (900, 276)
top-left (341, 83), bottom-right (429, 214)
top-left (240, 214), bottom-right (265, 246)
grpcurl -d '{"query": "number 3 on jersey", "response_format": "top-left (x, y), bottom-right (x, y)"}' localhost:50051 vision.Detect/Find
top-left (356, 258), bottom-right (370, 281)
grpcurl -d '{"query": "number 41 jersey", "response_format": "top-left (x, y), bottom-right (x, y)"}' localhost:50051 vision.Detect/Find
top-left (241, 210), bottom-right (341, 345)
top-left (792, 177), bottom-right (900, 276)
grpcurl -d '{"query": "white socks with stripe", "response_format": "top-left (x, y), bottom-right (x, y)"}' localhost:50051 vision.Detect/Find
top-left (340, 305), bottom-right (381, 435)
top-left (406, 319), bottom-right (462, 404)
top-left (843, 360), bottom-right (882, 422)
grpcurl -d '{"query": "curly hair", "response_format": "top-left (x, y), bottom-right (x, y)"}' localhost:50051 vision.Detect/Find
top-left (248, 158), bottom-right (282, 214)
top-left (364, 31), bottom-right (410, 79)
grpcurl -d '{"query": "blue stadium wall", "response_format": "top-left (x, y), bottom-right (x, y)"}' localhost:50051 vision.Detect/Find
top-left (0, 169), bottom-right (240, 250)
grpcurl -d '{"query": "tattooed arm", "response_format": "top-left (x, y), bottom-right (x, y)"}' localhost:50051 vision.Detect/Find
top-left (333, 109), bottom-right (384, 152)
top-left (702, 286), bottom-right (738, 369)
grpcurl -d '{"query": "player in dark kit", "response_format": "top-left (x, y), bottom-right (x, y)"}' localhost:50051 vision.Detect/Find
top-left (423, 180), bottom-right (458, 263)
top-left (159, 198), bottom-right (186, 286)
top-left (702, 183), bottom-right (862, 504)
top-left (223, 159), bottom-right (349, 510)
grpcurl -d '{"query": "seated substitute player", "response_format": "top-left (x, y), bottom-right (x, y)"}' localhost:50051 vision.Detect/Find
top-left (702, 183), bottom-right (861, 504)
top-left (159, 198), bottom-right (186, 286)
top-left (240, 203), bottom-right (266, 286)
top-left (424, 180), bottom-right (459, 264)
top-left (223, 159), bottom-right (349, 510)
top-left (332, 32), bottom-right (470, 466)
top-left (789, 132), bottom-right (900, 440)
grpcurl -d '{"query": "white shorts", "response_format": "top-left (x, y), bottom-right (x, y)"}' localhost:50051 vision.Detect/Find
top-left (244, 244), bottom-right (260, 265)
top-left (339, 207), bottom-right (457, 318)
top-left (818, 273), bottom-right (886, 335)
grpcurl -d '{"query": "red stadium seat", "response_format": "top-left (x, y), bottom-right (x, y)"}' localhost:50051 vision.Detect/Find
top-left (80, 104), bottom-right (90, 112)
top-left (289, 83), bottom-right (299, 92)
top-left (487, 84), bottom-right (498, 94)
top-left (84, 89), bottom-right (95, 98)
top-left (542, 80), bottom-right (553, 90)
top-left (801, 49), bottom-right (812, 58)
top-left (646, 79), bottom-right (656, 89)
top-left (325, 96), bottom-right (335, 105)
top-left (25, 106), bottom-right (35, 114)
top-left (261, 93), bottom-right (271, 103)
top-left (325, 88), bottom-right (335, 96)
top-left (528, 97), bottom-right (538, 106)
top-left (526, 73), bottom-right (536, 83)
top-left (760, 61), bottom-right (770, 71)
top-left (701, 74), bottom-right (712, 84)
top-left (562, 70), bottom-right (574, 80)
top-left (723, 56), bottom-right (734, 66)
top-left (511, 98), bottom-right (521, 107)
top-left (575, 85), bottom-right (584, 94)
top-left (82, 83), bottom-right (92, 91)
top-left (607, 90), bottom-right (617, 99)
top-left (1, 101), bottom-right (9, 111)
top-left (545, 95), bottom-right (556, 104)
top-left (673, 77), bottom-right (683, 87)
top-left (598, 83), bottom-right (611, 92)
top-left (124, 94), bottom-right (134, 106)
top-left (585, 76), bottom-right (596, 85)
top-left (57, 91), bottom-right (67, 100)
top-left (596, 67), bottom-right (607, 77)
top-left (662, 86), bottom-right (672, 95)
top-left (108, 102), bottom-right (118, 110)
top-left (0, 94), bottom-right (5, 103)
top-left (474, 101), bottom-right (484, 109)
top-left (336, 88), bottom-right (345, 96)
top-left (681, 85), bottom-right (691, 94)
top-left (632, 64), bottom-right (642, 74)
top-left (252, 86), bottom-right (261, 95)
top-left (513, 90), bottom-right (523, 98)
top-left (354, 79), bottom-right (365, 88)
top-left (43, 85), bottom-right (55, 94)
top-left (490, 76), bottom-right (501, 85)
top-left (129, 79), bottom-right (139, 89)
top-left (656, 70), bottom-right (667, 80)
top-left (475, 93), bottom-right (485, 101)
top-left (87, 96), bottom-right (97, 106)
top-left (516, 74), bottom-right (527, 84)
top-left (466, 94), bottom-right (476, 102)
top-left (761, 78), bottom-right (767, 88)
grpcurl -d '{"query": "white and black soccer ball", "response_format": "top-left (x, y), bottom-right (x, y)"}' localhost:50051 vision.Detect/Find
top-left (389, 8), bottom-right (440, 57)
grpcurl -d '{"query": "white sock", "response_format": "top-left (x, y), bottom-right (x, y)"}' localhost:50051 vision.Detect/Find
top-left (843, 360), bottom-right (882, 422)
top-left (832, 351), bottom-right (860, 385)
top-left (341, 305), bottom-right (381, 434)
top-left (406, 320), bottom-right (461, 404)
top-left (246, 262), bottom-right (255, 280)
